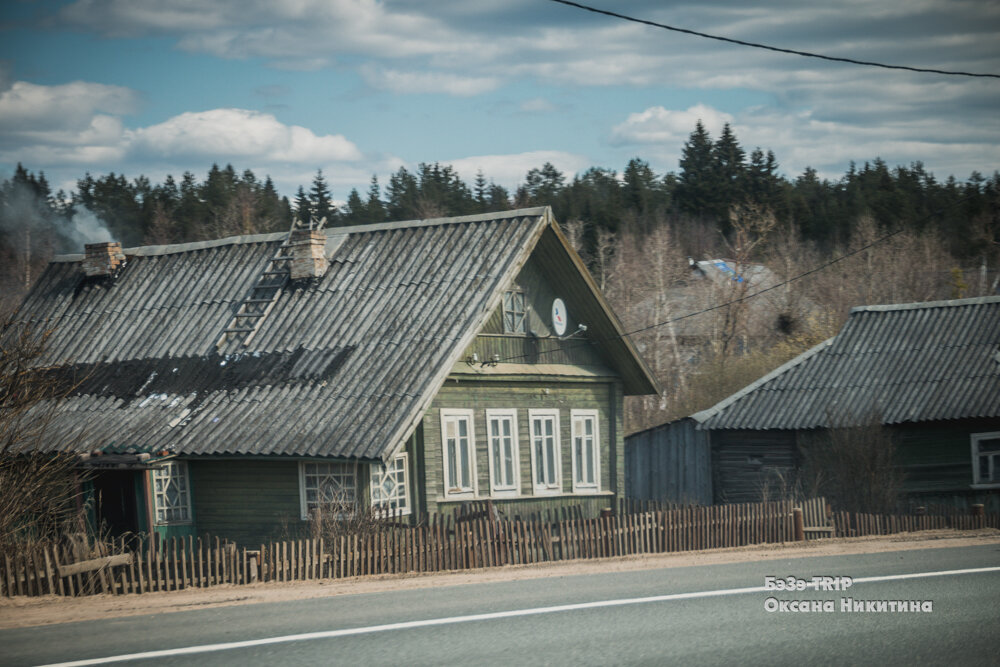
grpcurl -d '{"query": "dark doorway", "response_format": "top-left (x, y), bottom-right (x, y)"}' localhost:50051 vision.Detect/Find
top-left (92, 471), bottom-right (141, 537)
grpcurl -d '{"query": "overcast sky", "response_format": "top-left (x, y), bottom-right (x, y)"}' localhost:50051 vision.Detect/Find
top-left (2, 0), bottom-right (998, 200)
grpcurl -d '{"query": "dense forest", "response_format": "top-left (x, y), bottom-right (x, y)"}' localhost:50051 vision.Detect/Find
top-left (2, 121), bottom-right (997, 429)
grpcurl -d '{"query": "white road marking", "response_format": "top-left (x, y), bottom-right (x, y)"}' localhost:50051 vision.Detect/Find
top-left (41, 566), bottom-right (1000, 666)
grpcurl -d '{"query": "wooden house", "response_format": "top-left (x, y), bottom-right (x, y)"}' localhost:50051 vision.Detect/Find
top-left (12, 207), bottom-right (658, 544)
top-left (627, 296), bottom-right (1000, 509)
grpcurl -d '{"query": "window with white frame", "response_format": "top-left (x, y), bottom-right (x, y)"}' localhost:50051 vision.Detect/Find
top-left (442, 409), bottom-right (476, 498)
top-left (529, 409), bottom-right (561, 494)
top-left (370, 453), bottom-right (410, 516)
top-left (971, 432), bottom-right (1000, 486)
top-left (487, 409), bottom-right (520, 496)
top-left (299, 462), bottom-right (357, 519)
top-left (503, 290), bottom-right (527, 334)
top-left (152, 461), bottom-right (192, 525)
top-left (571, 410), bottom-right (600, 493)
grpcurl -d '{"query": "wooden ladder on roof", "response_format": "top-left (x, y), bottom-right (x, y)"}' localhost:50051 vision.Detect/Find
top-left (216, 216), bottom-right (327, 351)
top-left (216, 238), bottom-right (294, 350)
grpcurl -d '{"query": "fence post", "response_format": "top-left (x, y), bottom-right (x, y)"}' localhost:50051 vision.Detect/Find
top-left (971, 504), bottom-right (985, 529)
top-left (792, 507), bottom-right (805, 542)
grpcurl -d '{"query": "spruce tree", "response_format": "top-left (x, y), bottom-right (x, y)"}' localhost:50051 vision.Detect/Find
top-left (675, 120), bottom-right (716, 219)
top-left (343, 188), bottom-right (366, 225)
top-left (474, 170), bottom-right (488, 211)
top-left (712, 123), bottom-right (746, 227)
top-left (386, 167), bottom-right (419, 221)
top-left (294, 186), bottom-right (311, 226)
top-left (308, 169), bottom-right (335, 225)
top-left (366, 175), bottom-right (386, 223)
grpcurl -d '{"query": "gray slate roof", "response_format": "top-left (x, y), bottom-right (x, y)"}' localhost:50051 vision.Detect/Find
top-left (692, 296), bottom-right (1000, 430)
top-left (16, 207), bottom-right (656, 460)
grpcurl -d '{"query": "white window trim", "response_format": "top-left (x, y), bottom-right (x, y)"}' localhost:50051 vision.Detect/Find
top-left (152, 460), bottom-right (193, 526)
top-left (486, 409), bottom-right (521, 497)
top-left (370, 452), bottom-right (411, 516)
top-left (441, 409), bottom-right (478, 499)
top-left (529, 408), bottom-right (562, 495)
top-left (570, 409), bottom-right (601, 494)
top-left (298, 461), bottom-right (359, 520)
top-left (971, 431), bottom-right (1000, 489)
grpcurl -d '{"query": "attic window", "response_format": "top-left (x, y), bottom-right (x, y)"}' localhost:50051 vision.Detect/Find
top-left (503, 290), bottom-right (527, 334)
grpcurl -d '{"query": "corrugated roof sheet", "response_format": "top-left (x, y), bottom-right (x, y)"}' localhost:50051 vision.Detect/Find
top-left (692, 296), bottom-right (1000, 430)
top-left (16, 209), bottom-right (552, 460)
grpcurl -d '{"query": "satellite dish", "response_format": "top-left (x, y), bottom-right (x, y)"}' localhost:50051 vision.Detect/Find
top-left (551, 298), bottom-right (568, 336)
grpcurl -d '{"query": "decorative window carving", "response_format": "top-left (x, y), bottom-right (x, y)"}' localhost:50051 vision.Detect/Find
top-left (299, 462), bottom-right (357, 519)
top-left (152, 461), bottom-right (192, 525)
top-left (371, 453), bottom-right (410, 515)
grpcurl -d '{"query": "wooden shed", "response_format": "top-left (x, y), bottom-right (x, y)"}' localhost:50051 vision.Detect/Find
top-left (629, 296), bottom-right (1000, 510)
top-left (704, 296), bottom-right (1000, 507)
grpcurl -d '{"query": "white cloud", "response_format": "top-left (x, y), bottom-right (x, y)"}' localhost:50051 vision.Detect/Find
top-left (60, 0), bottom-right (465, 60)
top-left (129, 108), bottom-right (361, 162)
top-left (611, 105), bottom-right (735, 146)
top-left (48, 1), bottom-right (1000, 182)
top-left (0, 80), bottom-right (366, 180)
top-left (360, 65), bottom-right (499, 97)
top-left (444, 150), bottom-right (591, 191)
top-left (0, 81), bottom-right (139, 132)
top-left (610, 102), bottom-right (1000, 181)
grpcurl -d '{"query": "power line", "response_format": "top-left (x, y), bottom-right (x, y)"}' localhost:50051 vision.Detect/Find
top-left (548, 0), bottom-right (1000, 79)
top-left (496, 193), bottom-right (978, 364)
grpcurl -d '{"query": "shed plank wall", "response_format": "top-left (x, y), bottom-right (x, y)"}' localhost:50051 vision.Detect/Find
top-left (711, 419), bottom-right (1000, 508)
top-left (625, 420), bottom-right (712, 504)
top-left (711, 430), bottom-right (798, 503)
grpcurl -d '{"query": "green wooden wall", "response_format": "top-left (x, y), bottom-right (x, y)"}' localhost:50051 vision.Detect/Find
top-left (481, 252), bottom-right (568, 337)
top-left (464, 335), bottom-right (606, 368)
top-left (188, 459), bottom-right (304, 545)
top-left (474, 252), bottom-right (609, 368)
top-left (418, 378), bottom-right (623, 517)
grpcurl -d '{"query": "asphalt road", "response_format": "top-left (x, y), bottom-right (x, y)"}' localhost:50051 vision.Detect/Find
top-left (2, 543), bottom-right (999, 666)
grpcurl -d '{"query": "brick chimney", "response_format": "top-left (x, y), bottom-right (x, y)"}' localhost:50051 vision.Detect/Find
top-left (84, 242), bottom-right (125, 277)
top-left (288, 229), bottom-right (328, 280)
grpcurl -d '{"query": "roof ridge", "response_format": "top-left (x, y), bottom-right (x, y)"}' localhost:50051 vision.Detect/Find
top-left (51, 207), bottom-right (552, 262)
top-left (850, 295), bottom-right (1000, 313)
top-left (690, 337), bottom-right (835, 424)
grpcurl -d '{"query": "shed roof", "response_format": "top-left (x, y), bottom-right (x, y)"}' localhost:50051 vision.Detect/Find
top-left (14, 207), bottom-right (657, 460)
top-left (692, 296), bottom-right (1000, 430)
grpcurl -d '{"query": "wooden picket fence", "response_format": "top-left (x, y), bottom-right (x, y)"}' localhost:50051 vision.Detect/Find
top-left (833, 509), bottom-right (999, 537)
top-left (2, 499), bottom-right (996, 598)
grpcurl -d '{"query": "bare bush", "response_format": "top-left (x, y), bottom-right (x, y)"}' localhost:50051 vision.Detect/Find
top-left (304, 472), bottom-right (408, 544)
top-left (0, 319), bottom-right (86, 551)
top-left (799, 415), bottom-right (905, 514)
